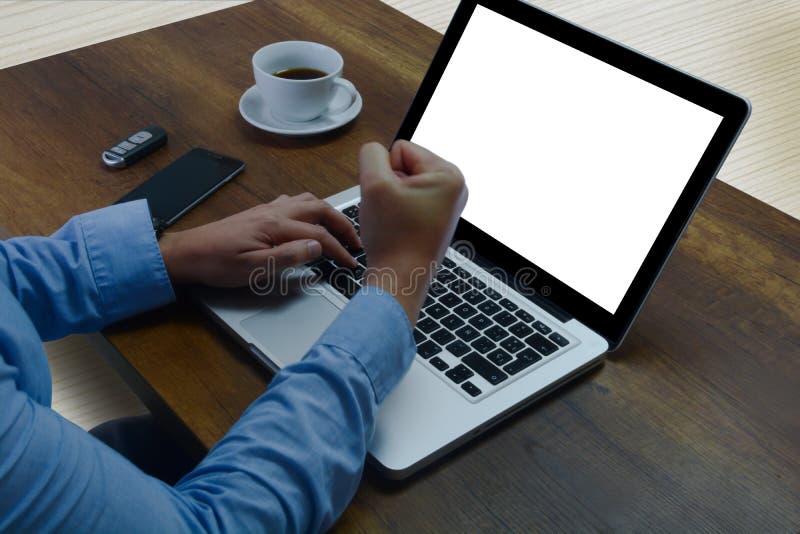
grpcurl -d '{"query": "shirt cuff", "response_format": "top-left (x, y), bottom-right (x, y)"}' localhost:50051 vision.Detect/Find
top-left (314, 287), bottom-right (416, 403)
top-left (77, 199), bottom-right (175, 322)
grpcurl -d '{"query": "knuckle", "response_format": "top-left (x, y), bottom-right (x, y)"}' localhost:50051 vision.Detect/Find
top-left (313, 225), bottom-right (331, 240)
top-left (446, 166), bottom-right (465, 189)
top-left (260, 214), bottom-right (280, 230)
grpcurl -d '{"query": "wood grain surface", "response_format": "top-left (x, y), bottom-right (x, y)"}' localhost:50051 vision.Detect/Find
top-left (2, 0), bottom-right (797, 220)
top-left (0, 0), bottom-right (797, 530)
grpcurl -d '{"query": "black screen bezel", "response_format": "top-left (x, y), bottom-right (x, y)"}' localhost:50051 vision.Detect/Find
top-left (395, 0), bottom-right (750, 349)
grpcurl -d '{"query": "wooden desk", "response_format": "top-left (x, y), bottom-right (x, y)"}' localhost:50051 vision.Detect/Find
top-left (1, 0), bottom-right (797, 530)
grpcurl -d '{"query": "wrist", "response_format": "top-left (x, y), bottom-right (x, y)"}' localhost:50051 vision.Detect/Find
top-left (158, 231), bottom-right (193, 285)
top-left (363, 260), bottom-right (435, 324)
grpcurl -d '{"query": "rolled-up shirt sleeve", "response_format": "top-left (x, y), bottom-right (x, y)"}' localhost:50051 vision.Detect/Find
top-left (0, 286), bottom-right (416, 533)
top-left (0, 199), bottom-right (174, 340)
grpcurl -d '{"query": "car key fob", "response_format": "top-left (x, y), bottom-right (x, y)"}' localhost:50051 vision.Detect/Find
top-left (102, 125), bottom-right (167, 168)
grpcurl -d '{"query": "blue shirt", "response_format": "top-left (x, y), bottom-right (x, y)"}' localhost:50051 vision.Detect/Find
top-left (0, 200), bottom-right (415, 532)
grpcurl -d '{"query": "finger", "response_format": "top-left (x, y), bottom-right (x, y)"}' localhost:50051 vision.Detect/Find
top-left (389, 140), bottom-right (456, 177)
top-left (280, 199), bottom-right (361, 251)
top-left (358, 142), bottom-right (395, 188)
top-left (262, 239), bottom-right (323, 271)
top-left (271, 218), bottom-right (357, 267)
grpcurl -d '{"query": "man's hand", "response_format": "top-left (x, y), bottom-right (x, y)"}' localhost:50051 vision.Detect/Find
top-left (358, 140), bottom-right (467, 324)
top-left (158, 193), bottom-right (360, 288)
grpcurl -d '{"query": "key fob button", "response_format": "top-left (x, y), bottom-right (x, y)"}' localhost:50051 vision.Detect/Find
top-left (128, 131), bottom-right (153, 144)
top-left (110, 146), bottom-right (126, 155)
top-left (118, 140), bottom-right (136, 150)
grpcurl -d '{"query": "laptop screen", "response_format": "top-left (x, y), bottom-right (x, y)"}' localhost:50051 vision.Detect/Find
top-left (411, 5), bottom-right (723, 314)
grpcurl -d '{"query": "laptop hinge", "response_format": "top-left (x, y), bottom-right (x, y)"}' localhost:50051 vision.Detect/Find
top-left (468, 251), bottom-right (574, 324)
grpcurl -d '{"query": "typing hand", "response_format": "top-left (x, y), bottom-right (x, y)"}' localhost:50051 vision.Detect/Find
top-left (158, 193), bottom-right (361, 287)
top-left (358, 140), bottom-right (467, 323)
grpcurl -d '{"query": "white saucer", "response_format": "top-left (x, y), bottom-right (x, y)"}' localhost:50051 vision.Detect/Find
top-left (239, 83), bottom-right (362, 136)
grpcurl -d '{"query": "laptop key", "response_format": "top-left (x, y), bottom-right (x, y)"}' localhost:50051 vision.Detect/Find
top-left (445, 364), bottom-right (474, 384)
top-left (423, 295), bottom-right (434, 307)
top-left (470, 336), bottom-right (496, 354)
top-left (429, 356), bottom-right (449, 371)
top-left (417, 317), bottom-right (439, 333)
top-left (330, 274), bottom-right (358, 299)
top-left (455, 325), bottom-right (480, 342)
top-left (461, 381), bottom-right (482, 397)
top-left (494, 311), bottom-right (517, 327)
top-left (525, 333), bottom-right (558, 356)
top-left (436, 270), bottom-right (457, 284)
top-left (426, 303), bottom-right (448, 319)
top-left (503, 348), bottom-right (541, 375)
top-left (446, 339), bottom-right (470, 357)
top-left (514, 310), bottom-right (535, 323)
top-left (453, 303), bottom-right (478, 319)
top-left (500, 337), bottom-right (525, 353)
top-left (441, 314), bottom-right (465, 330)
top-left (413, 330), bottom-right (426, 344)
top-left (499, 298), bottom-right (518, 312)
top-left (487, 348), bottom-right (513, 366)
top-left (442, 257), bottom-right (456, 269)
top-left (350, 265), bottom-right (365, 280)
top-left (432, 329), bottom-right (456, 345)
top-left (478, 301), bottom-right (501, 316)
top-left (484, 287), bottom-right (502, 300)
top-left (484, 325), bottom-right (509, 341)
top-left (463, 353), bottom-right (508, 385)
top-left (417, 340), bottom-right (442, 359)
top-left (454, 266), bottom-right (471, 279)
top-left (439, 293), bottom-right (463, 308)
top-left (429, 282), bottom-right (448, 297)
top-left (509, 322), bottom-right (533, 338)
top-left (462, 289), bottom-right (487, 305)
top-left (449, 279), bottom-right (471, 294)
top-left (532, 321), bottom-right (552, 335)
top-left (549, 332), bottom-right (570, 347)
top-left (309, 259), bottom-right (336, 278)
top-left (469, 277), bottom-right (487, 290)
top-left (468, 313), bottom-right (492, 330)
top-left (342, 205), bottom-right (359, 219)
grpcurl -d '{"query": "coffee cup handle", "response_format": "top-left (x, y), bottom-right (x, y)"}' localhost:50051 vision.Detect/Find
top-left (327, 78), bottom-right (357, 116)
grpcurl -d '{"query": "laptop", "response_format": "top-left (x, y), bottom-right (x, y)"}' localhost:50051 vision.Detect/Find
top-left (196, 0), bottom-right (750, 478)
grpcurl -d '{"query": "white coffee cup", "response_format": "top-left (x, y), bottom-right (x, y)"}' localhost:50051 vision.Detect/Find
top-left (252, 41), bottom-right (357, 122)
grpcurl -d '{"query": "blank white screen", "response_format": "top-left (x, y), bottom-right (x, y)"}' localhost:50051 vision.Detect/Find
top-left (411, 6), bottom-right (722, 313)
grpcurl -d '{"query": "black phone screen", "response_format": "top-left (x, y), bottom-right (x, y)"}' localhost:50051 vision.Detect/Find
top-left (117, 148), bottom-right (245, 226)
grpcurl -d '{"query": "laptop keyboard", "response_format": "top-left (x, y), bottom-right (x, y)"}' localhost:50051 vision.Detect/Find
top-left (309, 201), bottom-right (579, 403)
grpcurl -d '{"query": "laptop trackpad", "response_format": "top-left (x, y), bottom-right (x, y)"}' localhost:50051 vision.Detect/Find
top-left (240, 293), bottom-right (341, 368)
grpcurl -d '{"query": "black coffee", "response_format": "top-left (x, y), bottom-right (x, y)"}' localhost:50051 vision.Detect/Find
top-left (272, 67), bottom-right (327, 80)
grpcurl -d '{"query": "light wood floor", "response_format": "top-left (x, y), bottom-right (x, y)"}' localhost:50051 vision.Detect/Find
top-left (1, 0), bottom-right (797, 429)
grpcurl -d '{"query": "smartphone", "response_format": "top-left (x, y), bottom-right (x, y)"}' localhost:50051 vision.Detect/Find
top-left (116, 148), bottom-right (245, 231)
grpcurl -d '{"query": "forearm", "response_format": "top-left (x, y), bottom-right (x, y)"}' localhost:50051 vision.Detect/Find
top-left (0, 200), bottom-right (174, 340)
top-left (0, 290), bottom-right (414, 532)
top-left (175, 346), bottom-right (380, 532)
top-left (172, 289), bottom-right (415, 530)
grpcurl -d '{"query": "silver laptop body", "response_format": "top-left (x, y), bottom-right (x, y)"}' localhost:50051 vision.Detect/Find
top-left (197, 184), bottom-right (608, 478)
top-left (196, 0), bottom-right (749, 478)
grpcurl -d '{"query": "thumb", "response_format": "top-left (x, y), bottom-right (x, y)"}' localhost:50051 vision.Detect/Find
top-left (358, 142), bottom-right (394, 188)
top-left (265, 239), bottom-right (322, 271)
